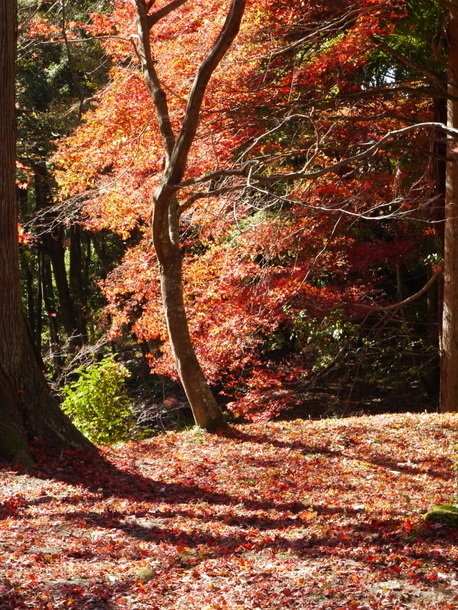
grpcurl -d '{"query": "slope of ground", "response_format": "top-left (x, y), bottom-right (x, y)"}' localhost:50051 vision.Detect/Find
top-left (1, 412), bottom-right (458, 609)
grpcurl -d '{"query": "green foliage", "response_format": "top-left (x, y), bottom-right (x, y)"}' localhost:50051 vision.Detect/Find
top-left (299, 312), bottom-right (356, 371)
top-left (365, 0), bottom-right (447, 85)
top-left (61, 355), bottom-right (135, 444)
top-left (261, 308), bottom-right (354, 359)
top-left (424, 504), bottom-right (458, 527)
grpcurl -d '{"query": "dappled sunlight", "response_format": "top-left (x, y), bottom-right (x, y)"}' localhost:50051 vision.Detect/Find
top-left (1, 413), bottom-right (458, 608)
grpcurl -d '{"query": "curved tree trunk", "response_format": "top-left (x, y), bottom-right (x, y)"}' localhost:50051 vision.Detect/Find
top-left (133, 0), bottom-right (246, 430)
top-left (153, 194), bottom-right (226, 431)
top-left (0, 0), bottom-right (95, 465)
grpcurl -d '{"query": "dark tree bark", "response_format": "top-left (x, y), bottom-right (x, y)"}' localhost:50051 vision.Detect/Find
top-left (40, 252), bottom-right (65, 374)
top-left (132, 0), bottom-right (246, 431)
top-left (33, 162), bottom-right (82, 348)
top-left (20, 248), bottom-right (40, 347)
top-left (423, 98), bottom-right (446, 397)
top-left (69, 225), bottom-right (88, 341)
top-left (440, 4), bottom-right (458, 412)
top-left (0, 0), bottom-right (95, 465)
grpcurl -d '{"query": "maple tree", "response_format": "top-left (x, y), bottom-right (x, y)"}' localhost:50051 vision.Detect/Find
top-left (51, 3), bottom-right (401, 409)
top-left (43, 0), bottom-right (457, 421)
top-left (0, 0), bottom-right (95, 465)
top-left (131, 0), bottom-right (247, 430)
top-left (51, 0), bottom-right (261, 426)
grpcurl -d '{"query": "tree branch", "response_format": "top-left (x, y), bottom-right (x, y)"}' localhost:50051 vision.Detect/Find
top-left (270, 3), bottom-right (385, 59)
top-left (147, 0), bottom-right (187, 29)
top-left (353, 268), bottom-right (443, 313)
top-left (176, 121), bottom-right (458, 191)
top-left (132, 0), bottom-right (177, 160)
top-left (165, 0), bottom-right (247, 185)
top-left (375, 40), bottom-right (446, 93)
top-left (179, 185), bottom-right (242, 214)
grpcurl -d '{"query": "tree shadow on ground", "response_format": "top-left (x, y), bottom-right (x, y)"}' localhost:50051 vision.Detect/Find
top-left (1, 432), bottom-right (457, 610)
top-left (25, 440), bottom-right (455, 559)
top-left (226, 427), bottom-right (452, 480)
top-left (29, 442), bottom-right (310, 514)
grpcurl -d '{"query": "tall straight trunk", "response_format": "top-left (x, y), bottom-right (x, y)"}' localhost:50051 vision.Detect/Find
top-left (45, 233), bottom-right (81, 344)
top-left (33, 162), bottom-right (81, 347)
top-left (41, 253), bottom-right (64, 374)
top-left (424, 99), bottom-right (446, 397)
top-left (20, 249), bottom-right (39, 346)
top-left (69, 225), bottom-right (88, 341)
top-left (90, 231), bottom-right (111, 277)
top-left (440, 5), bottom-right (458, 412)
top-left (0, 0), bottom-right (94, 464)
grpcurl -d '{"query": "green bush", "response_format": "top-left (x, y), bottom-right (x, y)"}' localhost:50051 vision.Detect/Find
top-left (61, 355), bottom-right (135, 444)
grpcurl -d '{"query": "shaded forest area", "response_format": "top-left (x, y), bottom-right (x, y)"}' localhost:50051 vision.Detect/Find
top-left (14, 0), bottom-right (455, 437)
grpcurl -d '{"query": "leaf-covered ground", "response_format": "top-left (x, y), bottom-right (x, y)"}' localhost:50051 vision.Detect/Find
top-left (1, 413), bottom-right (458, 609)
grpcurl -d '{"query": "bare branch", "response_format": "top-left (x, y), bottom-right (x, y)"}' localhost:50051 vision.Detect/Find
top-left (147, 0), bottom-right (187, 29)
top-left (180, 185), bottom-right (242, 214)
top-left (243, 182), bottom-right (431, 222)
top-left (270, 3), bottom-right (385, 59)
top-left (176, 121), bottom-right (458, 192)
top-left (23, 190), bottom-right (98, 236)
top-left (353, 268), bottom-right (443, 313)
top-left (165, 0), bottom-right (247, 185)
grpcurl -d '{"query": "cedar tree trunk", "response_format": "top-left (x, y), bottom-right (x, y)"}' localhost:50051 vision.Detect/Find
top-left (0, 0), bottom-right (95, 465)
top-left (441, 5), bottom-right (458, 412)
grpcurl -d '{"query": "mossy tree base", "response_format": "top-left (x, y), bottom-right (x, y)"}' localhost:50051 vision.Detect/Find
top-left (0, 0), bottom-right (95, 468)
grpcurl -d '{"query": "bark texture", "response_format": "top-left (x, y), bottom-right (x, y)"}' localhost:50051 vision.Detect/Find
top-left (441, 6), bottom-right (458, 412)
top-left (0, 0), bottom-right (94, 464)
top-left (132, 0), bottom-right (246, 430)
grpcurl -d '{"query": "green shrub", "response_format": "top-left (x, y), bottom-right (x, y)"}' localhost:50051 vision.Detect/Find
top-left (61, 355), bottom-right (135, 444)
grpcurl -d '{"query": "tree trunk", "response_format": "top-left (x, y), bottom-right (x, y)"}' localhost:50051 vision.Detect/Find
top-left (424, 99), bottom-right (446, 397)
top-left (69, 225), bottom-right (88, 342)
top-left (33, 162), bottom-right (82, 347)
top-left (440, 6), bottom-right (458, 412)
top-left (20, 248), bottom-right (40, 347)
top-left (132, 0), bottom-right (246, 430)
top-left (0, 0), bottom-right (95, 465)
top-left (40, 252), bottom-right (65, 375)
top-left (153, 194), bottom-right (226, 430)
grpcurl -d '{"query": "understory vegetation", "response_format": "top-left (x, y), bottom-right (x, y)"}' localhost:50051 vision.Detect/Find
top-left (16, 0), bottom-right (448, 425)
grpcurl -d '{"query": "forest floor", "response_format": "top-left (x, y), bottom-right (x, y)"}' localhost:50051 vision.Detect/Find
top-left (1, 412), bottom-right (458, 609)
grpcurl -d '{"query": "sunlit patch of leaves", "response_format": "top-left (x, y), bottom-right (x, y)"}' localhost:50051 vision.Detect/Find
top-left (1, 413), bottom-right (458, 609)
